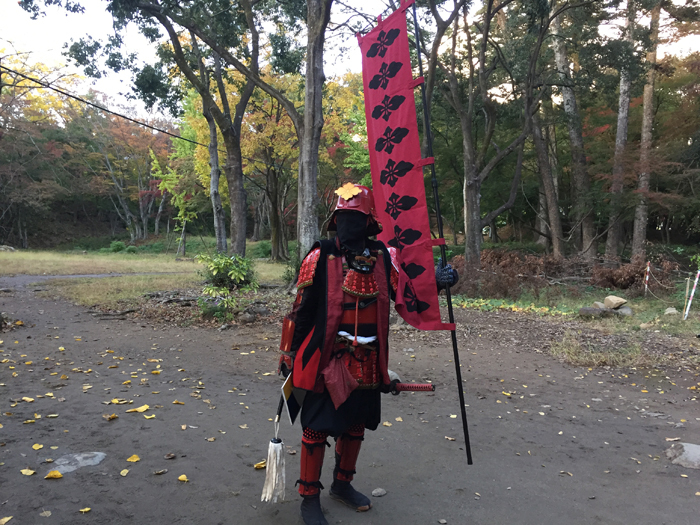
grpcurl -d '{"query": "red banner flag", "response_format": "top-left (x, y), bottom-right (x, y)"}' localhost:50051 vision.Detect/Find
top-left (358, 0), bottom-right (454, 331)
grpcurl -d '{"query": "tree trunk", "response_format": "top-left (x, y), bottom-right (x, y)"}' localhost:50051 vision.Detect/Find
top-left (552, 14), bottom-right (596, 259)
top-left (463, 168), bottom-right (482, 265)
top-left (535, 179), bottom-right (549, 247)
top-left (267, 168), bottom-right (285, 261)
top-left (177, 220), bottom-right (187, 257)
top-left (605, 0), bottom-right (635, 259)
top-left (296, 0), bottom-right (333, 256)
top-left (203, 106), bottom-right (228, 253)
top-left (631, 2), bottom-right (661, 262)
top-left (533, 113), bottom-right (565, 258)
top-left (154, 191), bottom-right (167, 237)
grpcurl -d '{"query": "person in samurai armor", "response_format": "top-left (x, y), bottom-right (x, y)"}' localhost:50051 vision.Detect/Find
top-left (278, 183), bottom-right (457, 525)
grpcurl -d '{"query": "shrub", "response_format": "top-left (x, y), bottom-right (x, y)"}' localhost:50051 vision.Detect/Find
top-left (195, 253), bottom-right (257, 291)
top-left (283, 251), bottom-right (302, 285)
top-left (251, 240), bottom-right (272, 259)
top-left (125, 245), bottom-right (137, 254)
top-left (110, 241), bottom-right (127, 253)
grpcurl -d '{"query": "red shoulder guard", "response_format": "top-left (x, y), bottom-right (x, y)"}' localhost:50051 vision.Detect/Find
top-left (297, 248), bottom-right (321, 290)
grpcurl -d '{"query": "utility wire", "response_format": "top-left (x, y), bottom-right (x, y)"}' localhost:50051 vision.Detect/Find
top-left (0, 63), bottom-right (219, 153)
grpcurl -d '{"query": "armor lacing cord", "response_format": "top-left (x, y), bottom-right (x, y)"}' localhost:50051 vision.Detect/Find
top-left (353, 296), bottom-right (360, 347)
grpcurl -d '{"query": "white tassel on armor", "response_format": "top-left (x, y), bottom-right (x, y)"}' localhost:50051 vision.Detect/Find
top-left (261, 419), bottom-right (285, 503)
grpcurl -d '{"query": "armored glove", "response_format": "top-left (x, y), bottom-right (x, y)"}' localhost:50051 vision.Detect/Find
top-left (277, 352), bottom-right (293, 378)
top-left (435, 257), bottom-right (459, 290)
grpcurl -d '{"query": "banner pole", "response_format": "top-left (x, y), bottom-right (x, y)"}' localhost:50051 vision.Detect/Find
top-left (411, 2), bottom-right (473, 464)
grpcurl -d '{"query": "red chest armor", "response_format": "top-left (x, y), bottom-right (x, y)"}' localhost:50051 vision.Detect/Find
top-left (337, 286), bottom-right (380, 388)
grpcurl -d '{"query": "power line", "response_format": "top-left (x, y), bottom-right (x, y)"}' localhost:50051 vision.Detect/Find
top-left (0, 63), bottom-right (216, 152)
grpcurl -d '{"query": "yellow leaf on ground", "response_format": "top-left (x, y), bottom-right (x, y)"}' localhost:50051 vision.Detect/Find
top-left (22, 397), bottom-right (34, 402)
top-left (20, 469), bottom-right (35, 475)
top-left (0, 424), bottom-right (3, 429)
top-left (103, 414), bottom-right (118, 421)
top-left (46, 414), bottom-right (58, 418)
top-left (122, 380), bottom-right (131, 385)
top-left (144, 415), bottom-right (155, 420)
top-left (449, 415), bottom-right (457, 419)
top-left (0, 517), bottom-right (13, 525)
top-left (382, 421), bottom-right (392, 427)
top-left (262, 373), bottom-right (272, 376)
top-left (58, 347), bottom-right (65, 351)
top-left (32, 444), bottom-right (44, 450)
top-left (395, 417), bottom-right (403, 422)
top-left (178, 474), bottom-right (189, 482)
top-left (181, 425), bottom-right (187, 430)
top-left (44, 470), bottom-right (63, 479)
top-left (25, 361), bottom-right (32, 365)
top-left (206, 437), bottom-right (215, 442)
top-left (120, 469), bottom-right (129, 477)
top-left (60, 375), bottom-right (68, 380)
top-left (125, 404), bottom-right (149, 413)
top-left (239, 424), bottom-right (248, 429)
top-left (23, 420), bottom-right (35, 424)
top-left (173, 400), bottom-right (184, 405)
top-left (445, 436), bottom-right (456, 441)
top-left (151, 370), bottom-right (161, 375)
top-left (254, 460), bottom-right (266, 469)
top-left (15, 321), bottom-right (24, 326)
top-left (666, 437), bottom-right (681, 442)
top-left (79, 508), bottom-right (91, 514)
top-left (126, 455), bottom-right (140, 463)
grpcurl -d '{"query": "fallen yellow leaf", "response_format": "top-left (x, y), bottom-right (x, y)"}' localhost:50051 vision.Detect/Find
top-left (79, 508), bottom-right (91, 514)
top-left (254, 460), bottom-right (266, 469)
top-left (666, 437), bottom-right (681, 442)
top-left (126, 455), bottom-right (140, 463)
top-left (173, 400), bottom-right (184, 405)
top-left (32, 444), bottom-right (44, 450)
top-left (449, 415), bottom-right (457, 419)
top-left (181, 425), bottom-right (187, 430)
top-left (23, 420), bottom-right (35, 424)
top-left (20, 469), bottom-right (35, 476)
top-left (0, 517), bottom-right (13, 525)
top-left (144, 414), bottom-right (155, 420)
top-left (125, 404), bottom-right (149, 413)
top-left (25, 361), bottom-right (32, 365)
top-left (178, 474), bottom-right (189, 482)
top-left (206, 437), bottom-right (215, 442)
top-left (239, 424), bottom-right (248, 429)
top-left (22, 397), bottom-right (34, 403)
top-left (382, 421), bottom-right (392, 427)
top-left (120, 469), bottom-right (129, 477)
top-left (151, 370), bottom-right (161, 375)
top-left (46, 414), bottom-right (58, 418)
top-left (44, 470), bottom-right (63, 479)
top-left (445, 436), bottom-right (456, 441)
top-left (395, 417), bottom-right (403, 422)
top-left (60, 375), bottom-right (68, 380)
top-left (122, 380), bottom-right (131, 385)
top-left (103, 413), bottom-right (118, 421)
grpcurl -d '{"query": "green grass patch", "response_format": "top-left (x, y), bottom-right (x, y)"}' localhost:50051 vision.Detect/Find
top-left (550, 330), bottom-right (661, 367)
top-left (39, 274), bottom-right (201, 308)
top-left (0, 251), bottom-right (199, 276)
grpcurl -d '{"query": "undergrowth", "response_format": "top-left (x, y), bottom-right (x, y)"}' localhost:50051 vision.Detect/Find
top-left (550, 331), bottom-right (661, 367)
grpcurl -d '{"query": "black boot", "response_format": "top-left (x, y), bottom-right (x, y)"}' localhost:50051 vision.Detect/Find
top-left (329, 479), bottom-right (372, 511)
top-left (300, 494), bottom-right (328, 525)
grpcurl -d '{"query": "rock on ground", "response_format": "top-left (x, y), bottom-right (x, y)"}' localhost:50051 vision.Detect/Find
top-left (665, 443), bottom-right (700, 469)
top-left (604, 295), bottom-right (627, 309)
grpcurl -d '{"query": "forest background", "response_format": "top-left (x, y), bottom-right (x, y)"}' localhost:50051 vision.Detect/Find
top-left (2, 0), bottom-right (700, 287)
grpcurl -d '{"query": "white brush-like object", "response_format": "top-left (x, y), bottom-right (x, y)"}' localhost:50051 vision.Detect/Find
top-left (261, 416), bottom-right (285, 503)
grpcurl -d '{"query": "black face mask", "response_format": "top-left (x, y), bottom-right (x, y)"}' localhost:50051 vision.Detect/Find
top-left (335, 211), bottom-right (368, 255)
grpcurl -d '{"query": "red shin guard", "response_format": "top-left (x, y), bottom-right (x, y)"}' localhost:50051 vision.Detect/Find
top-left (334, 424), bottom-right (365, 482)
top-left (298, 428), bottom-right (329, 496)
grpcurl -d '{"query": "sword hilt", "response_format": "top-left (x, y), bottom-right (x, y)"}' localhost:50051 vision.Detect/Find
top-left (393, 382), bottom-right (435, 393)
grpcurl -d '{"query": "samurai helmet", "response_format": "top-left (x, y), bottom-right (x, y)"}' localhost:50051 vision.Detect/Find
top-left (328, 183), bottom-right (382, 236)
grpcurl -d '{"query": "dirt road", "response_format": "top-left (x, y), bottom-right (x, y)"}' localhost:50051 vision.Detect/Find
top-left (1, 278), bottom-right (698, 524)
